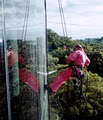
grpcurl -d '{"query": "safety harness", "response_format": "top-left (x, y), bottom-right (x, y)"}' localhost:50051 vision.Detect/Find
top-left (69, 62), bottom-right (85, 99)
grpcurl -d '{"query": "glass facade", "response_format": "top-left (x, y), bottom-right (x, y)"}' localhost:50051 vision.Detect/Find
top-left (0, 0), bottom-right (48, 120)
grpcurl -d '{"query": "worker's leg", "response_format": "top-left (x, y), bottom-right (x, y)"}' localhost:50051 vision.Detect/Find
top-left (49, 68), bottom-right (72, 92)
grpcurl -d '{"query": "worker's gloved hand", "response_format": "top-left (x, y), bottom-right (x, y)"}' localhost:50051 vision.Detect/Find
top-left (69, 61), bottom-right (74, 67)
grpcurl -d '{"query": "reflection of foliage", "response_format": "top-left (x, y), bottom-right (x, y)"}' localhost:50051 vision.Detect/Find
top-left (0, 40), bottom-right (39, 120)
top-left (7, 40), bottom-right (37, 74)
top-left (0, 82), bottom-right (8, 120)
top-left (11, 85), bottom-right (38, 120)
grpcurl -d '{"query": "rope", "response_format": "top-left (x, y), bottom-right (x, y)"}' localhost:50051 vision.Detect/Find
top-left (58, 0), bottom-right (65, 37)
top-left (72, 66), bottom-right (87, 100)
top-left (84, 69), bottom-right (89, 101)
top-left (22, 0), bottom-right (30, 41)
top-left (82, 68), bottom-right (89, 99)
top-left (1, 0), bottom-right (12, 120)
top-left (59, 0), bottom-right (68, 37)
top-left (84, 72), bottom-right (89, 110)
top-left (58, 0), bottom-right (68, 38)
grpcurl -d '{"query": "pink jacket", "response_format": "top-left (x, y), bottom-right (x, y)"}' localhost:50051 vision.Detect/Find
top-left (66, 48), bottom-right (90, 67)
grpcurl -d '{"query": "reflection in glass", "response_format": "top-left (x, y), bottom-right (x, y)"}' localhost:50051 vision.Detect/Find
top-left (0, 0), bottom-right (48, 120)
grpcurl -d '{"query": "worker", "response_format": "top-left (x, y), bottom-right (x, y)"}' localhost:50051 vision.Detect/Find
top-left (45, 44), bottom-right (90, 93)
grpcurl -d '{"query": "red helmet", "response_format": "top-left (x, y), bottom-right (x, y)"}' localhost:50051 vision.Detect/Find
top-left (74, 44), bottom-right (83, 50)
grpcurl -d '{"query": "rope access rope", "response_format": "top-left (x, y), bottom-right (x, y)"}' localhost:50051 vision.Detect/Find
top-left (22, 0), bottom-right (30, 41)
top-left (58, 0), bottom-right (68, 38)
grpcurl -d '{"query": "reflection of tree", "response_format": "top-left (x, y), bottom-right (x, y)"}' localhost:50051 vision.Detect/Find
top-left (0, 81), bottom-right (8, 120)
top-left (11, 85), bottom-right (38, 120)
top-left (0, 40), bottom-right (39, 120)
top-left (9, 40), bottom-right (39, 120)
top-left (0, 42), bottom-right (8, 120)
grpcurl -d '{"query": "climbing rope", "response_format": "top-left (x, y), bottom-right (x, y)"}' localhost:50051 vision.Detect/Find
top-left (22, 0), bottom-right (30, 41)
top-left (58, 0), bottom-right (68, 38)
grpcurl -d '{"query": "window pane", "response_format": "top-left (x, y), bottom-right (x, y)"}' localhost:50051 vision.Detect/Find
top-left (0, 0), bottom-right (48, 120)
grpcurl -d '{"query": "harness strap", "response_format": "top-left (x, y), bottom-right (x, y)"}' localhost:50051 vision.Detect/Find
top-left (72, 66), bottom-right (78, 77)
top-left (72, 66), bottom-right (85, 99)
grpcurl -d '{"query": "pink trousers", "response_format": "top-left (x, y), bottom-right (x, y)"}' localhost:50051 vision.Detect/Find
top-left (49, 68), bottom-right (73, 92)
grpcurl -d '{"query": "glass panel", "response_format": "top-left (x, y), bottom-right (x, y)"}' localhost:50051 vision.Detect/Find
top-left (0, 0), bottom-right (48, 120)
top-left (0, 1), bottom-right (8, 119)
